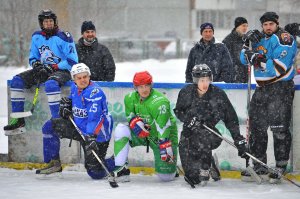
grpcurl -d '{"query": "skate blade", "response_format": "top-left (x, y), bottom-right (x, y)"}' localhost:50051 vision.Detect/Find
top-left (269, 178), bottom-right (282, 184)
top-left (200, 181), bottom-right (208, 187)
top-left (4, 127), bottom-right (26, 136)
top-left (36, 172), bottom-right (63, 180)
top-left (115, 175), bottom-right (130, 183)
top-left (10, 111), bottom-right (32, 118)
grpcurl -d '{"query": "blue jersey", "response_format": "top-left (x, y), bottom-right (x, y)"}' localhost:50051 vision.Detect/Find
top-left (69, 81), bottom-right (113, 142)
top-left (29, 30), bottom-right (78, 70)
top-left (240, 28), bottom-right (297, 86)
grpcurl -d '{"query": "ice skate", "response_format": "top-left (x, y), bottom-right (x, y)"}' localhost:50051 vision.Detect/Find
top-left (210, 154), bottom-right (221, 181)
top-left (36, 159), bottom-right (63, 179)
top-left (112, 163), bottom-right (130, 182)
top-left (269, 166), bottom-right (286, 184)
top-left (241, 164), bottom-right (269, 182)
top-left (4, 118), bottom-right (26, 136)
top-left (199, 169), bottom-right (210, 187)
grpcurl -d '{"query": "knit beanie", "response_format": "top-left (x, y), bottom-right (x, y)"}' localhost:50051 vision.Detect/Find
top-left (234, 17), bottom-right (248, 29)
top-left (260, 12), bottom-right (279, 25)
top-left (200, 22), bottom-right (214, 34)
top-left (81, 21), bottom-right (96, 34)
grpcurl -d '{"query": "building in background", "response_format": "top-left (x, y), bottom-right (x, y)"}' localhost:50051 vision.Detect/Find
top-left (0, 0), bottom-right (300, 65)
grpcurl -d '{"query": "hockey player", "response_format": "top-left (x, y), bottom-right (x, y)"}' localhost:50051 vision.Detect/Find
top-left (3, 9), bottom-right (78, 135)
top-left (113, 71), bottom-right (178, 182)
top-left (36, 63), bottom-right (114, 178)
top-left (240, 12), bottom-right (296, 183)
top-left (174, 64), bottom-right (248, 186)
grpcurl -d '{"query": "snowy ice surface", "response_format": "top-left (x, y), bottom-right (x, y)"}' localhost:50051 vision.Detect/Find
top-left (0, 168), bottom-right (299, 199)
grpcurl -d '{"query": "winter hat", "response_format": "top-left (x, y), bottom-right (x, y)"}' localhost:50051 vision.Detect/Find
top-left (260, 12), bottom-right (279, 25)
top-left (200, 22), bottom-right (214, 34)
top-left (234, 17), bottom-right (248, 29)
top-left (285, 23), bottom-right (300, 37)
top-left (81, 21), bottom-right (96, 34)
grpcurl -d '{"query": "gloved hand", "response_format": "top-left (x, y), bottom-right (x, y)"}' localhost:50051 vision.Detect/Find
top-left (159, 138), bottom-right (174, 163)
top-left (59, 97), bottom-right (72, 119)
top-left (43, 64), bottom-right (58, 74)
top-left (244, 50), bottom-right (267, 69)
top-left (234, 138), bottom-right (248, 159)
top-left (32, 61), bottom-right (44, 72)
top-left (243, 29), bottom-right (264, 44)
top-left (84, 135), bottom-right (99, 153)
top-left (186, 117), bottom-right (203, 131)
top-left (129, 116), bottom-right (150, 138)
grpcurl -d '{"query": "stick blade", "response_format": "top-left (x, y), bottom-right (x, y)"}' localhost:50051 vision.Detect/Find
top-left (246, 166), bottom-right (262, 184)
top-left (10, 111), bottom-right (32, 118)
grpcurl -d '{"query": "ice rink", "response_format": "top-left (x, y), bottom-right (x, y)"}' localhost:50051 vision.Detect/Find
top-left (0, 168), bottom-right (299, 199)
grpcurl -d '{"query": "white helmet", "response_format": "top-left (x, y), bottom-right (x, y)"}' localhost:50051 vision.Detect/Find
top-left (70, 63), bottom-right (91, 80)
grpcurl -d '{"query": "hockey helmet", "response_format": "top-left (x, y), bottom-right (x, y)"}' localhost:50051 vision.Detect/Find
top-left (38, 9), bottom-right (58, 29)
top-left (192, 64), bottom-right (213, 83)
top-left (70, 63), bottom-right (91, 80)
top-left (133, 71), bottom-right (153, 86)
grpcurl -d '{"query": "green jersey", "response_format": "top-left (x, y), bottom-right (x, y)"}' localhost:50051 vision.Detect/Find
top-left (124, 89), bottom-right (178, 142)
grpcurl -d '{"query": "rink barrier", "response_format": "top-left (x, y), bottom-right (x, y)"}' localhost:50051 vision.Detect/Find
top-left (6, 81), bottom-right (300, 172)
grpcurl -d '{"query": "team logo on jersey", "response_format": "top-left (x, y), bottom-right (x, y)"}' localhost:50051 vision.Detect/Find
top-left (280, 50), bottom-right (288, 58)
top-left (72, 107), bottom-right (88, 118)
top-left (256, 45), bottom-right (267, 54)
top-left (39, 45), bottom-right (61, 64)
top-left (90, 88), bottom-right (100, 98)
top-left (65, 31), bottom-right (71, 38)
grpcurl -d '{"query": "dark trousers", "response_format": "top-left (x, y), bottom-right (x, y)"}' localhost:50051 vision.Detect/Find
top-left (249, 80), bottom-right (294, 166)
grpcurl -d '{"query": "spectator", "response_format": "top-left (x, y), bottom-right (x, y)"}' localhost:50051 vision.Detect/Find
top-left (185, 22), bottom-right (234, 83)
top-left (76, 21), bottom-right (116, 81)
top-left (223, 17), bottom-right (249, 83)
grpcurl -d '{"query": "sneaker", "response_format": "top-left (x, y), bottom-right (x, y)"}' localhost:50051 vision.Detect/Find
top-left (112, 164), bottom-right (130, 182)
top-left (269, 166), bottom-right (286, 184)
top-left (241, 164), bottom-right (269, 182)
top-left (199, 169), bottom-right (210, 186)
top-left (4, 118), bottom-right (26, 136)
top-left (36, 159), bottom-right (62, 175)
top-left (210, 156), bottom-right (221, 181)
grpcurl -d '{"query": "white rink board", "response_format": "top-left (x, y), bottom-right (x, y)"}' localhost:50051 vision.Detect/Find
top-left (7, 82), bottom-right (300, 171)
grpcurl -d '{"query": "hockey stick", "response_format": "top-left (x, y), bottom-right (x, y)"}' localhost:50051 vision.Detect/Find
top-left (203, 124), bottom-right (300, 188)
top-left (245, 41), bottom-right (252, 168)
top-left (69, 116), bottom-right (119, 188)
top-left (10, 82), bottom-right (40, 118)
top-left (147, 137), bottom-right (196, 188)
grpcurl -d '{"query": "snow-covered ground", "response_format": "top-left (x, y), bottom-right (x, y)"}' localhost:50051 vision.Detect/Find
top-left (0, 168), bottom-right (299, 199)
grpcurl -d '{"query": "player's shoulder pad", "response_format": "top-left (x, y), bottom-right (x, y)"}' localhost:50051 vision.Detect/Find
top-left (57, 30), bottom-right (74, 43)
top-left (32, 30), bottom-right (43, 37)
top-left (275, 29), bottom-right (294, 46)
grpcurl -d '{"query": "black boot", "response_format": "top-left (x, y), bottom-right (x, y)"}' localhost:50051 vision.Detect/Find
top-left (4, 118), bottom-right (26, 135)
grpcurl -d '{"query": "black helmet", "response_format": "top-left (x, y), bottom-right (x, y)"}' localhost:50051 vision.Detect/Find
top-left (192, 64), bottom-right (213, 83)
top-left (38, 9), bottom-right (57, 29)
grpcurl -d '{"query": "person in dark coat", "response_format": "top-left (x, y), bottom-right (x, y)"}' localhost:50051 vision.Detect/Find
top-left (223, 17), bottom-right (249, 83)
top-left (76, 21), bottom-right (116, 81)
top-left (185, 23), bottom-right (234, 83)
top-left (175, 64), bottom-right (247, 187)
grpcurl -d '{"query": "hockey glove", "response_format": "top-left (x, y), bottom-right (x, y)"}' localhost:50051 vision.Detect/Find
top-left (44, 64), bottom-right (58, 74)
top-left (84, 135), bottom-right (99, 154)
top-left (159, 138), bottom-right (174, 163)
top-left (243, 29), bottom-right (264, 44)
top-left (59, 97), bottom-right (72, 119)
top-left (234, 138), bottom-right (248, 159)
top-left (186, 117), bottom-right (203, 131)
top-left (129, 116), bottom-right (150, 138)
top-left (245, 50), bottom-right (267, 70)
top-left (32, 61), bottom-right (44, 72)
